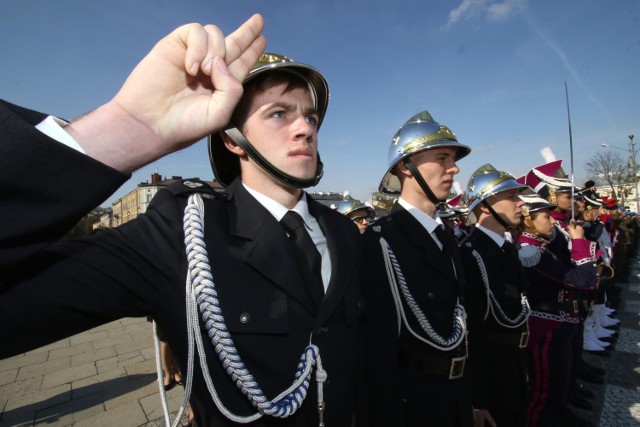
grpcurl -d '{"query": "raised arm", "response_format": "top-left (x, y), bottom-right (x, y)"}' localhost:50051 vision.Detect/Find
top-left (66, 14), bottom-right (266, 173)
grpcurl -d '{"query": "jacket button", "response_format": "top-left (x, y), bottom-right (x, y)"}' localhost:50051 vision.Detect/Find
top-left (428, 292), bottom-right (435, 298)
top-left (315, 326), bottom-right (328, 336)
top-left (239, 313), bottom-right (250, 324)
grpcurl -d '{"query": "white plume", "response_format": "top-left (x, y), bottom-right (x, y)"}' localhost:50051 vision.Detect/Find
top-left (540, 147), bottom-right (556, 162)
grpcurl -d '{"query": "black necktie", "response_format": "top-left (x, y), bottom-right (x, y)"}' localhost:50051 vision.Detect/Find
top-left (502, 240), bottom-right (519, 261)
top-left (434, 225), bottom-right (453, 255)
top-left (434, 225), bottom-right (458, 281)
top-left (280, 211), bottom-right (324, 306)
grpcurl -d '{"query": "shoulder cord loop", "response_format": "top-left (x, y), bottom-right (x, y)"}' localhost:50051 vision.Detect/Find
top-left (469, 249), bottom-right (530, 327)
top-left (380, 237), bottom-right (466, 351)
top-left (155, 193), bottom-right (326, 426)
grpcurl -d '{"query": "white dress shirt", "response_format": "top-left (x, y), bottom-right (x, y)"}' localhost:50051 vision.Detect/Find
top-left (398, 198), bottom-right (446, 250)
top-left (244, 184), bottom-right (332, 291)
top-left (35, 116), bottom-right (85, 152)
top-left (475, 224), bottom-right (508, 247)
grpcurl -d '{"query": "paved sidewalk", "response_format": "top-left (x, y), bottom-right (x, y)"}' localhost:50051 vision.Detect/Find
top-left (574, 255), bottom-right (640, 426)
top-left (0, 318), bottom-right (188, 426)
top-left (1, 262), bottom-right (640, 426)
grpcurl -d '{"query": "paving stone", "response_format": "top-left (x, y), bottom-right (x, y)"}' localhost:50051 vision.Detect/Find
top-left (103, 374), bottom-right (157, 410)
top-left (0, 377), bottom-right (44, 402)
top-left (91, 334), bottom-right (132, 351)
top-left (2, 382), bottom-right (70, 413)
top-left (72, 399), bottom-right (147, 427)
top-left (115, 338), bottom-right (154, 356)
top-left (16, 356), bottom-right (70, 381)
top-left (48, 342), bottom-right (94, 361)
top-left (33, 391), bottom-right (106, 426)
top-left (70, 330), bottom-right (109, 346)
top-left (628, 284), bottom-right (640, 293)
top-left (0, 352), bottom-right (48, 371)
top-left (600, 384), bottom-right (640, 426)
top-left (624, 300), bottom-right (640, 314)
top-left (611, 328), bottom-right (640, 354)
top-left (35, 339), bottom-right (71, 354)
top-left (42, 363), bottom-right (97, 390)
top-left (70, 346), bottom-right (117, 367)
top-left (0, 368), bottom-right (18, 387)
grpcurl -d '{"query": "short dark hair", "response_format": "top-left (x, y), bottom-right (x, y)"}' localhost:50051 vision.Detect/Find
top-left (232, 70), bottom-right (310, 131)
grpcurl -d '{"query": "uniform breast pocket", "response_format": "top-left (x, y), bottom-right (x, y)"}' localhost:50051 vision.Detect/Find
top-left (221, 288), bottom-right (290, 335)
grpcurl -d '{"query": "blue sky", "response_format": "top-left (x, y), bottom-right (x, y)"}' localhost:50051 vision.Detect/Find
top-left (2, 0), bottom-right (639, 206)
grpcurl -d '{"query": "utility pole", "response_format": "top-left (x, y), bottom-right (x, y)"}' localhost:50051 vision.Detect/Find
top-left (630, 134), bottom-right (638, 212)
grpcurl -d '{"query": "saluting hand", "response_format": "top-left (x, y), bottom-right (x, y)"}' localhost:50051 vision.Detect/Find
top-left (66, 14), bottom-right (266, 173)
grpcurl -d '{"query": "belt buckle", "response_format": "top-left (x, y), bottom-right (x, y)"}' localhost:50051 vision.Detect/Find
top-left (448, 356), bottom-right (466, 380)
top-left (519, 331), bottom-right (530, 348)
top-left (573, 300), bottom-right (579, 313)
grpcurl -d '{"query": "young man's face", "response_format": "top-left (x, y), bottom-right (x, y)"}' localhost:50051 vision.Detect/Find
top-left (407, 147), bottom-right (460, 201)
top-left (242, 83), bottom-right (319, 183)
top-left (555, 192), bottom-right (575, 212)
top-left (484, 188), bottom-right (524, 227)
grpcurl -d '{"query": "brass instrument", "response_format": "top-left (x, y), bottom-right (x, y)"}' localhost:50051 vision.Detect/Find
top-left (596, 261), bottom-right (615, 281)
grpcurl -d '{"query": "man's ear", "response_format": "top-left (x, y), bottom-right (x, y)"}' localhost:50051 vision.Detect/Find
top-left (396, 161), bottom-right (413, 178)
top-left (221, 132), bottom-right (247, 157)
top-left (478, 202), bottom-right (491, 216)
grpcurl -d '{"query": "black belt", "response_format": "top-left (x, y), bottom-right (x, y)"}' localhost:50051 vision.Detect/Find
top-left (398, 348), bottom-right (467, 380)
top-left (484, 328), bottom-right (529, 348)
top-left (531, 300), bottom-right (579, 314)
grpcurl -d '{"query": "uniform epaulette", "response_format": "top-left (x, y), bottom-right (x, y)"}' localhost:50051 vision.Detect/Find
top-left (518, 245), bottom-right (542, 267)
top-left (369, 214), bottom-right (393, 233)
top-left (164, 179), bottom-right (229, 200)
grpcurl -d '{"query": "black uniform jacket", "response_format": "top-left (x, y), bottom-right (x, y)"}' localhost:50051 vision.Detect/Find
top-left (0, 100), bottom-right (129, 275)
top-left (0, 101), bottom-right (365, 427)
top-left (459, 228), bottom-right (528, 413)
top-left (361, 204), bottom-right (472, 427)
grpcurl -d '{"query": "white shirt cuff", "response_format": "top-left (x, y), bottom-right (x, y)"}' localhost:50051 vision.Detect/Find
top-left (35, 115), bottom-right (86, 154)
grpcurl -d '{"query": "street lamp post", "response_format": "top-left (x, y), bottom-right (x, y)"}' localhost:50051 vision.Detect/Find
top-left (602, 134), bottom-right (638, 211)
top-left (629, 134), bottom-right (638, 212)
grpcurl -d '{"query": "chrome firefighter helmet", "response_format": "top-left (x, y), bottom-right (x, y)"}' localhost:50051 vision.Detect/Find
top-left (379, 111), bottom-right (471, 195)
top-left (208, 53), bottom-right (329, 188)
top-left (463, 164), bottom-right (527, 224)
top-left (337, 199), bottom-right (374, 217)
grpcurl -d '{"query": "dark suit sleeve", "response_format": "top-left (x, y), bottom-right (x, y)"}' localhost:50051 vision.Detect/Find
top-left (528, 250), bottom-right (598, 291)
top-left (0, 100), bottom-right (129, 273)
top-left (0, 189), bottom-right (186, 358)
top-left (361, 229), bottom-right (406, 426)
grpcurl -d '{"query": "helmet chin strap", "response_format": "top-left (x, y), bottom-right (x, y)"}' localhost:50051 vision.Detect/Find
top-left (403, 159), bottom-right (446, 207)
top-left (481, 200), bottom-right (514, 231)
top-left (225, 126), bottom-right (323, 189)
